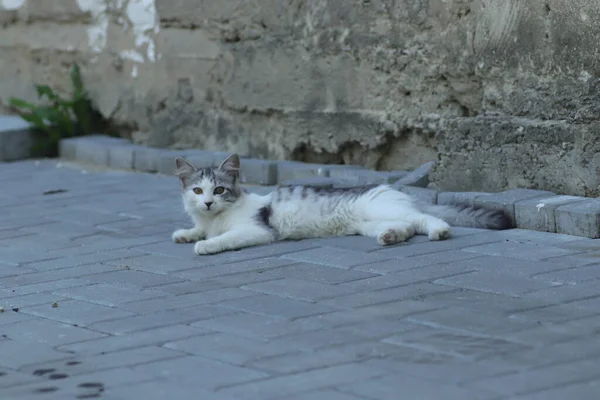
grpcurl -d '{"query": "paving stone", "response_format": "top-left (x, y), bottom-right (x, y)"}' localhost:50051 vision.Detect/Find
top-left (280, 247), bottom-right (391, 269)
top-left (276, 161), bottom-right (328, 182)
top-left (0, 309), bottom-right (35, 326)
top-left (53, 283), bottom-right (169, 307)
top-left (216, 363), bottom-right (384, 399)
top-left (0, 293), bottom-right (68, 309)
top-left (59, 324), bottom-right (209, 355)
top-left (82, 269), bottom-right (184, 288)
top-left (392, 160), bottom-right (434, 187)
top-left (341, 373), bottom-right (499, 400)
top-left (394, 185), bottom-right (438, 204)
top-left (88, 306), bottom-right (235, 334)
top-left (217, 294), bottom-right (339, 319)
top-left (240, 158), bottom-right (278, 185)
top-left (286, 390), bottom-right (369, 400)
top-left (120, 287), bottom-right (255, 314)
top-left (0, 340), bottom-right (71, 369)
top-left (328, 168), bottom-right (406, 185)
top-left (21, 299), bottom-right (135, 327)
top-left (131, 355), bottom-right (268, 389)
top-left (511, 381), bottom-right (600, 400)
top-left (174, 257), bottom-right (296, 280)
top-left (191, 313), bottom-right (325, 339)
top-left (434, 270), bottom-right (557, 296)
top-left (320, 283), bottom-right (456, 309)
top-left (156, 149), bottom-right (197, 175)
top-left (164, 332), bottom-right (297, 365)
top-left (133, 146), bottom-right (164, 172)
top-left (437, 191), bottom-right (489, 206)
top-left (22, 346), bottom-right (184, 377)
top-left (355, 250), bottom-right (482, 274)
top-left (465, 358), bottom-right (600, 397)
top-left (1, 318), bottom-right (107, 346)
top-left (461, 241), bottom-right (581, 261)
top-left (0, 115), bottom-right (33, 161)
top-left (108, 143), bottom-right (140, 169)
top-left (515, 195), bottom-right (587, 232)
top-left (473, 188), bottom-right (555, 226)
top-left (24, 249), bottom-right (139, 271)
top-left (8, 278), bottom-right (94, 296)
top-left (250, 262), bottom-right (377, 284)
top-left (183, 150), bottom-right (232, 169)
top-left (555, 199), bottom-right (600, 238)
top-left (241, 278), bottom-right (357, 302)
top-left (75, 135), bottom-right (130, 167)
top-left (0, 367), bottom-right (43, 389)
top-left (281, 177), bottom-right (340, 188)
top-left (105, 380), bottom-right (215, 400)
top-left (250, 342), bottom-right (402, 375)
top-left (531, 263), bottom-right (600, 285)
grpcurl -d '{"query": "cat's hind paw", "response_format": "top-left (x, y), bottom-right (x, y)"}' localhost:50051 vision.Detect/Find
top-left (172, 228), bottom-right (203, 244)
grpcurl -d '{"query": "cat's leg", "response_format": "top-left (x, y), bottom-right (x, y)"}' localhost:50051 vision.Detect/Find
top-left (359, 220), bottom-right (415, 245)
top-left (172, 226), bottom-right (205, 243)
top-left (405, 213), bottom-right (451, 241)
top-left (194, 227), bottom-right (275, 255)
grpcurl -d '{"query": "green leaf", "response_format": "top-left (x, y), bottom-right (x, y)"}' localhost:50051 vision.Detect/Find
top-left (8, 97), bottom-right (37, 111)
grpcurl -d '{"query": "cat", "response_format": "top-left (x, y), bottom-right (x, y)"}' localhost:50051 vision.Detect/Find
top-left (172, 154), bottom-right (511, 255)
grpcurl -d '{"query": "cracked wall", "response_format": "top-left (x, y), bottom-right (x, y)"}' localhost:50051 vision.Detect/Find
top-left (1, 0), bottom-right (600, 194)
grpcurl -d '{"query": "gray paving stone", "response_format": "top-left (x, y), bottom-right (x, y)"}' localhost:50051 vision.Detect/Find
top-left (531, 263), bottom-right (600, 285)
top-left (53, 283), bottom-right (169, 307)
top-left (21, 299), bottom-right (135, 327)
top-left (320, 283), bottom-right (456, 309)
top-left (216, 363), bottom-right (384, 399)
top-left (24, 249), bottom-right (139, 271)
top-left (355, 250), bottom-right (482, 274)
top-left (286, 390), bottom-right (369, 400)
top-left (392, 160), bottom-right (434, 187)
top-left (82, 269), bottom-right (184, 288)
top-left (328, 168), bottom-right (405, 185)
top-left (88, 306), bottom-right (235, 334)
top-left (341, 373), bottom-right (499, 400)
top-left (59, 324), bottom-right (209, 355)
top-left (0, 293), bottom-right (68, 309)
top-left (8, 278), bottom-right (94, 296)
top-left (473, 188), bottom-right (555, 226)
top-left (0, 367), bottom-right (43, 389)
top-left (465, 358), bottom-right (600, 397)
top-left (131, 355), bottom-right (268, 389)
top-left (555, 198), bottom-right (600, 238)
top-left (183, 150), bottom-right (232, 168)
top-left (276, 161), bottom-right (328, 182)
top-left (191, 313), bottom-right (325, 339)
top-left (120, 287), bottom-right (254, 314)
top-left (174, 257), bottom-right (296, 280)
top-left (22, 346), bottom-right (184, 377)
top-left (250, 262), bottom-right (377, 284)
top-left (0, 115), bottom-right (32, 162)
top-left (156, 149), bottom-right (196, 175)
top-left (437, 191), bottom-right (489, 206)
top-left (461, 241), bottom-right (581, 261)
top-left (281, 177), bottom-right (340, 188)
top-left (241, 278), bottom-right (357, 302)
top-left (217, 294), bottom-right (339, 319)
top-left (515, 195), bottom-right (587, 232)
top-left (240, 158), bottom-right (278, 185)
top-left (394, 185), bottom-right (438, 204)
top-left (105, 380), bottom-right (215, 400)
top-left (434, 270), bottom-right (557, 296)
top-left (1, 318), bottom-right (107, 346)
top-left (164, 332), bottom-right (297, 365)
top-left (280, 247), bottom-right (392, 269)
top-left (108, 143), bottom-right (140, 169)
top-left (511, 381), bottom-right (600, 400)
top-left (132, 146), bottom-right (164, 172)
top-left (0, 340), bottom-right (71, 369)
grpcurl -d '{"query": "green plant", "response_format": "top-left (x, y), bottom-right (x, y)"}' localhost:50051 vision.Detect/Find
top-left (8, 63), bottom-right (105, 157)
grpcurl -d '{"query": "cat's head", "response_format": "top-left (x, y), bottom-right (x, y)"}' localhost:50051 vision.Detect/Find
top-left (174, 154), bottom-right (242, 215)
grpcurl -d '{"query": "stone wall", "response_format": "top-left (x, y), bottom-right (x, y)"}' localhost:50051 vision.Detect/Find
top-left (1, 0), bottom-right (600, 195)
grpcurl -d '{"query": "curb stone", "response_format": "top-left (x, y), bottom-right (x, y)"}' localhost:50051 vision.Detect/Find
top-left (55, 135), bottom-right (600, 239)
top-left (0, 115), bottom-right (33, 162)
top-left (393, 160), bottom-right (434, 187)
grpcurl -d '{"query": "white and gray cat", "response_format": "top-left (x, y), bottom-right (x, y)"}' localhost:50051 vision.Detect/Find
top-left (172, 154), bottom-right (511, 255)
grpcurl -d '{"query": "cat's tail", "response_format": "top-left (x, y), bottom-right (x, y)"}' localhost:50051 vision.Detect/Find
top-left (418, 203), bottom-right (513, 230)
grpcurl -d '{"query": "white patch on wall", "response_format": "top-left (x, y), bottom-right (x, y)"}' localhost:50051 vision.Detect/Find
top-left (0, 0), bottom-right (25, 10)
top-left (75, 0), bottom-right (109, 53)
top-left (126, 0), bottom-right (159, 62)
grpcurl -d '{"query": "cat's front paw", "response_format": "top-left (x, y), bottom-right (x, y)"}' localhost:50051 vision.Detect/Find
top-left (428, 225), bottom-right (451, 241)
top-left (172, 228), bottom-right (203, 244)
top-left (194, 240), bottom-right (221, 255)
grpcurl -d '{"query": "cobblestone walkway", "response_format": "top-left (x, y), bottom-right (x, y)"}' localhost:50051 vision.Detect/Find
top-left (1, 160), bottom-right (600, 400)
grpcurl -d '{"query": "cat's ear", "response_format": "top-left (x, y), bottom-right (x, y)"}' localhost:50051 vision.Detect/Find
top-left (218, 154), bottom-right (240, 177)
top-left (174, 157), bottom-right (196, 186)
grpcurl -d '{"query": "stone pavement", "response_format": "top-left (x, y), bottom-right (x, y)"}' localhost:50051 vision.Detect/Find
top-left (1, 160), bottom-right (600, 400)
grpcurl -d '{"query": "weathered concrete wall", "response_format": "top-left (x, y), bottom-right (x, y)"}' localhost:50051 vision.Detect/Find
top-left (1, 0), bottom-right (600, 195)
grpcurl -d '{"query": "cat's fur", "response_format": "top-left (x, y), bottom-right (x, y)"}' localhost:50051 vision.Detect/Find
top-left (172, 154), bottom-right (511, 255)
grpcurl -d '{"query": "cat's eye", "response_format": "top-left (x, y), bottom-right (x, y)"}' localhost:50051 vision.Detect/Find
top-left (213, 187), bottom-right (225, 195)
top-left (192, 187), bottom-right (203, 195)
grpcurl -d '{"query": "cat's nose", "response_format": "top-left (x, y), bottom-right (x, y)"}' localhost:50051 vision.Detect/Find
top-left (204, 201), bottom-right (213, 209)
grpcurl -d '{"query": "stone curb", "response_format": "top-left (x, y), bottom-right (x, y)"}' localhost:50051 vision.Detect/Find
top-left (0, 115), bottom-right (34, 162)
top-left (57, 135), bottom-right (600, 239)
